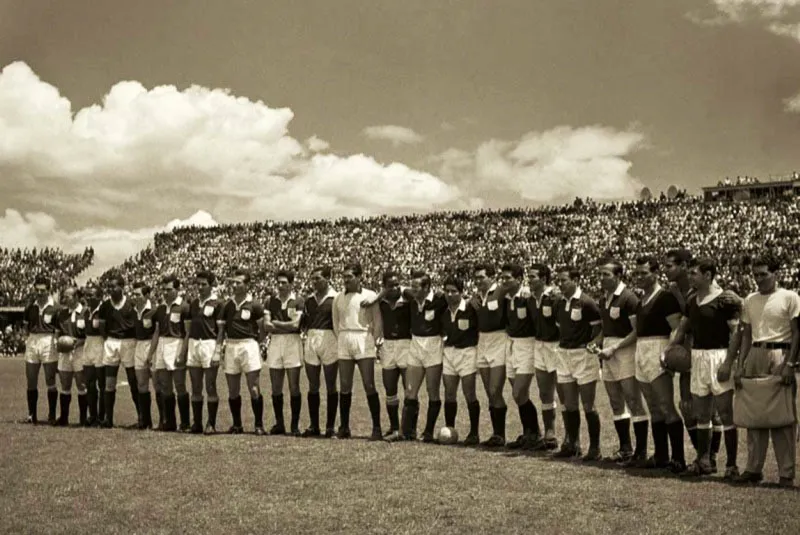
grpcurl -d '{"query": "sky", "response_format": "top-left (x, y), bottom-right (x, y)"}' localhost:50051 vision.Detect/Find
top-left (1, 0), bottom-right (799, 276)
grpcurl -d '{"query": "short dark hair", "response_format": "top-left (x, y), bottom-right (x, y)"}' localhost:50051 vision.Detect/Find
top-left (599, 258), bottom-right (624, 277)
top-left (636, 256), bottom-right (659, 272)
top-left (195, 270), bottom-right (216, 287)
top-left (108, 273), bottom-right (126, 288)
top-left (556, 265), bottom-right (581, 281)
top-left (500, 262), bottom-right (524, 279)
top-left (530, 263), bottom-right (552, 284)
top-left (666, 248), bottom-right (692, 265)
top-left (33, 275), bottom-right (50, 289)
top-left (311, 266), bottom-right (331, 280)
top-left (132, 281), bottom-right (152, 296)
top-left (276, 269), bottom-right (295, 284)
top-left (473, 262), bottom-right (496, 278)
top-left (343, 262), bottom-right (363, 278)
top-left (233, 268), bottom-right (251, 284)
top-left (161, 274), bottom-right (181, 290)
top-left (410, 269), bottom-right (431, 289)
top-left (62, 286), bottom-right (82, 300)
top-left (751, 255), bottom-right (781, 273)
top-left (689, 257), bottom-right (717, 279)
top-left (382, 270), bottom-right (399, 286)
top-left (443, 275), bottom-right (464, 293)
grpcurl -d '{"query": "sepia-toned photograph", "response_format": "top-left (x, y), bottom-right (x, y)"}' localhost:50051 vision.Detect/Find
top-left (1, 1), bottom-right (799, 533)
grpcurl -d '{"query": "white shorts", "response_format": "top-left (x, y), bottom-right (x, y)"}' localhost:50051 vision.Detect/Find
top-left (84, 336), bottom-right (104, 368)
top-left (556, 347), bottom-right (601, 385)
top-left (507, 337), bottom-right (536, 379)
top-left (409, 335), bottom-right (443, 368)
top-left (187, 339), bottom-right (219, 369)
top-left (154, 337), bottom-right (183, 371)
top-left (224, 339), bottom-right (262, 375)
top-left (477, 331), bottom-right (508, 369)
top-left (533, 340), bottom-right (559, 373)
top-left (58, 346), bottom-right (85, 373)
top-left (690, 348), bottom-right (733, 397)
top-left (602, 337), bottom-right (636, 382)
top-left (443, 346), bottom-right (477, 377)
top-left (382, 339), bottom-right (410, 370)
top-left (25, 333), bottom-right (57, 365)
top-left (134, 340), bottom-right (154, 371)
top-left (267, 334), bottom-right (303, 369)
top-left (304, 330), bottom-right (338, 366)
top-left (337, 331), bottom-right (375, 361)
top-left (635, 337), bottom-right (669, 384)
top-left (103, 338), bottom-right (136, 368)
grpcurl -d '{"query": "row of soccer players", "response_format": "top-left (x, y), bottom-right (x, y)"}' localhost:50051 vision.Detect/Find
top-left (21, 252), bottom-right (799, 485)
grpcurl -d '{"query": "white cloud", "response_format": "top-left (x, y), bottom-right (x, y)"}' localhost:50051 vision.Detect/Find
top-left (0, 61), bottom-right (462, 271)
top-left (433, 126), bottom-right (645, 206)
top-left (692, 1), bottom-right (800, 37)
top-left (362, 125), bottom-right (424, 146)
top-left (306, 135), bottom-right (330, 152)
top-left (784, 91), bottom-right (800, 111)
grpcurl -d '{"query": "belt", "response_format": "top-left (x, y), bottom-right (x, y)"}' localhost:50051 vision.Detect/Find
top-left (752, 341), bottom-right (790, 350)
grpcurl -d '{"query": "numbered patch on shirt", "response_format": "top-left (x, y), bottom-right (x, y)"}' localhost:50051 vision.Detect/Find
top-left (424, 309), bottom-right (435, 322)
top-left (43, 313), bottom-right (52, 324)
top-left (570, 308), bottom-right (582, 322)
top-left (92, 318), bottom-right (100, 329)
top-left (76, 319), bottom-right (86, 329)
top-left (241, 309), bottom-right (251, 321)
top-left (170, 312), bottom-right (181, 323)
top-left (143, 318), bottom-right (152, 329)
top-left (542, 306), bottom-right (552, 317)
top-left (458, 318), bottom-right (470, 331)
top-left (609, 307), bottom-right (620, 320)
top-left (487, 300), bottom-right (498, 311)
top-left (203, 305), bottom-right (215, 317)
top-left (517, 307), bottom-right (527, 319)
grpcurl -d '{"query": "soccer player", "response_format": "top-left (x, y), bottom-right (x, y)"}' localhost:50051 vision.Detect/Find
top-left (733, 255), bottom-right (800, 487)
top-left (376, 271), bottom-right (411, 440)
top-left (150, 275), bottom-right (191, 432)
top-left (331, 262), bottom-right (383, 440)
top-left (220, 269), bottom-right (266, 435)
top-left (441, 275), bottom-right (481, 445)
top-left (472, 262), bottom-right (509, 448)
top-left (301, 266), bottom-right (339, 438)
top-left (186, 270), bottom-right (225, 434)
top-left (395, 269), bottom-right (447, 442)
top-left (669, 257), bottom-right (741, 478)
top-left (499, 263), bottom-right (544, 450)
top-left (528, 264), bottom-right (561, 450)
top-left (98, 274), bottom-right (138, 428)
top-left (53, 287), bottom-right (89, 426)
top-left (596, 259), bottom-right (648, 464)
top-left (132, 282), bottom-right (158, 430)
top-left (552, 266), bottom-right (603, 461)
top-left (20, 275), bottom-right (59, 425)
top-left (631, 257), bottom-right (685, 471)
top-left (265, 269), bottom-right (305, 436)
top-left (83, 284), bottom-right (106, 426)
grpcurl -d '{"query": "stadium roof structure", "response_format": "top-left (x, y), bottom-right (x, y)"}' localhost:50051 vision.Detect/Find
top-left (702, 173), bottom-right (800, 202)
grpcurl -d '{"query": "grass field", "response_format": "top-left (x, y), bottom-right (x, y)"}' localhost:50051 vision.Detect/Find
top-left (1, 357), bottom-right (798, 535)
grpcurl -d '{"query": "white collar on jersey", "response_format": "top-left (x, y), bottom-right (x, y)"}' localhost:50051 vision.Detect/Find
top-left (314, 288), bottom-right (337, 302)
top-left (199, 294), bottom-right (217, 307)
top-left (696, 285), bottom-right (723, 307)
top-left (37, 296), bottom-right (55, 310)
top-left (111, 295), bottom-right (127, 310)
top-left (137, 300), bottom-right (152, 319)
top-left (512, 285), bottom-right (530, 299)
top-left (70, 302), bottom-right (84, 315)
top-left (233, 294), bottom-right (253, 310)
top-left (170, 295), bottom-right (184, 307)
top-left (605, 282), bottom-right (626, 307)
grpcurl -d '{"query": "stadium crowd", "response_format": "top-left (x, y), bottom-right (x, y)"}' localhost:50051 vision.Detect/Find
top-left (97, 196), bottom-right (800, 300)
top-left (0, 247), bottom-right (94, 307)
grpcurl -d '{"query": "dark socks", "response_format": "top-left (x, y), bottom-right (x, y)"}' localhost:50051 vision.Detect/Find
top-left (290, 394), bottom-right (302, 431)
top-left (77, 393), bottom-right (88, 425)
top-left (162, 393), bottom-right (176, 430)
top-left (519, 400), bottom-right (540, 436)
top-left (339, 393), bottom-right (352, 430)
top-left (308, 392), bottom-right (320, 429)
top-left (104, 390), bottom-right (116, 426)
top-left (229, 397), bottom-right (242, 428)
top-left (207, 400), bottom-right (219, 428)
top-left (139, 392), bottom-right (152, 428)
top-left (423, 400), bottom-right (441, 435)
top-left (192, 400), bottom-right (203, 427)
top-left (252, 395), bottom-right (264, 428)
top-left (667, 420), bottom-right (686, 464)
top-left (47, 389), bottom-right (58, 421)
top-left (613, 417), bottom-right (632, 451)
top-left (272, 394), bottom-right (285, 427)
top-left (326, 392), bottom-right (338, 429)
top-left (177, 393), bottom-right (190, 427)
top-left (58, 393), bottom-right (71, 424)
top-left (26, 389), bottom-right (38, 420)
top-left (467, 401), bottom-right (480, 435)
top-left (366, 392), bottom-right (381, 429)
top-left (444, 401), bottom-right (458, 428)
top-left (633, 419), bottom-right (649, 456)
top-left (724, 428), bottom-right (738, 467)
top-left (586, 411), bottom-right (600, 449)
top-left (387, 400), bottom-right (400, 431)
top-left (652, 421), bottom-right (669, 464)
top-left (542, 408), bottom-right (556, 436)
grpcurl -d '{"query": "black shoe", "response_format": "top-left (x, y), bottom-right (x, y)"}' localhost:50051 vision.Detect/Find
top-left (680, 460), bottom-right (714, 477)
top-left (301, 427), bottom-right (321, 438)
top-left (48, 417), bottom-right (58, 426)
top-left (384, 431), bottom-right (403, 442)
top-left (84, 417), bottom-right (96, 427)
top-left (336, 427), bottom-right (351, 439)
top-left (621, 451), bottom-right (648, 467)
top-left (733, 471), bottom-right (764, 485)
top-left (419, 431), bottom-right (436, 443)
top-left (179, 423), bottom-right (191, 433)
top-left (369, 427), bottom-right (384, 441)
top-left (190, 423), bottom-right (203, 434)
top-left (506, 434), bottom-right (526, 449)
top-left (18, 415), bottom-right (37, 425)
top-left (668, 459), bottom-right (688, 474)
top-left (604, 449), bottom-right (633, 464)
top-left (636, 455), bottom-right (670, 469)
top-left (709, 456), bottom-right (719, 475)
top-left (269, 424), bottom-right (286, 436)
top-left (324, 427), bottom-right (335, 439)
top-left (383, 428), bottom-right (398, 437)
top-left (523, 435), bottom-right (548, 451)
top-left (778, 477), bottom-right (794, 488)
top-left (482, 435), bottom-right (505, 448)
top-left (582, 448), bottom-right (603, 462)
top-left (462, 432), bottom-right (479, 447)
top-left (553, 444), bottom-right (581, 459)
top-left (203, 425), bottom-right (217, 435)
top-left (227, 426), bottom-right (244, 435)
top-left (254, 426), bottom-right (267, 436)
top-left (99, 419), bottom-right (113, 429)
top-left (290, 427), bottom-right (302, 437)
top-left (542, 437), bottom-right (559, 450)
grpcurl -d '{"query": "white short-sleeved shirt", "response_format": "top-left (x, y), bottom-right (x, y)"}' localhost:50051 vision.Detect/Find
top-left (742, 288), bottom-right (800, 343)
